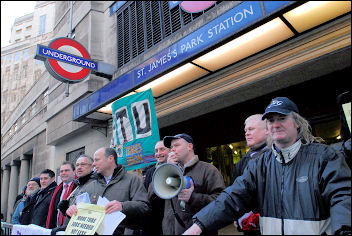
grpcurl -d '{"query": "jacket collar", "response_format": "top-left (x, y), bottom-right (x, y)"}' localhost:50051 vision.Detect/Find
top-left (97, 165), bottom-right (124, 184)
top-left (38, 181), bottom-right (57, 195)
top-left (184, 155), bottom-right (199, 169)
top-left (76, 171), bottom-right (96, 186)
top-left (272, 139), bottom-right (302, 163)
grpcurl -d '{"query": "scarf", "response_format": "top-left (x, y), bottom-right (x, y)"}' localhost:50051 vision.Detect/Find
top-left (272, 139), bottom-right (302, 163)
top-left (46, 182), bottom-right (75, 228)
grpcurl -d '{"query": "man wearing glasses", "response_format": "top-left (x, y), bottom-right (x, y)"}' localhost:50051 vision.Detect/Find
top-left (51, 155), bottom-right (97, 234)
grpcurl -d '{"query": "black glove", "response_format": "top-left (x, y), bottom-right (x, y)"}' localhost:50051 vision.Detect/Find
top-left (57, 200), bottom-right (70, 216)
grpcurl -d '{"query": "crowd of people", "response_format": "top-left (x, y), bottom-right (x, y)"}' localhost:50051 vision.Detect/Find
top-left (7, 97), bottom-right (351, 235)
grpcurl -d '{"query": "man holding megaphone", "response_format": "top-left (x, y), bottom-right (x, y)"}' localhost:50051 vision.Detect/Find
top-left (149, 133), bottom-right (225, 235)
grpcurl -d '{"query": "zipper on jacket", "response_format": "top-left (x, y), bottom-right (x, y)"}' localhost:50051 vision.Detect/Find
top-left (280, 152), bottom-right (285, 235)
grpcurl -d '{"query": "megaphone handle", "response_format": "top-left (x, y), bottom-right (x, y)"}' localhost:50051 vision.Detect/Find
top-left (180, 200), bottom-right (186, 211)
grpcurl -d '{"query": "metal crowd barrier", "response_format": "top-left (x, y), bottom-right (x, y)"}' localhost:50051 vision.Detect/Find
top-left (1, 222), bottom-right (13, 235)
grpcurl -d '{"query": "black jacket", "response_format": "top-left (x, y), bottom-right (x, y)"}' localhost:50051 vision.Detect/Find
top-left (231, 143), bottom-right (268, 184)
top-left (194, 143), bottom-right (351, 235)
top-left (31, 182), bottom-right (57, 227)
top-left (19, 193), bottom-right (38, 225)
top-left (144, 165), bottom-right (164, 235)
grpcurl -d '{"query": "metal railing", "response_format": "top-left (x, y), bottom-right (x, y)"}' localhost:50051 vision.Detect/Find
top-left (1, 222), bottom-right (13, 235)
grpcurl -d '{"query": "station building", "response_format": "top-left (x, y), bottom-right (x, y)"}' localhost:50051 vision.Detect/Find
top-left (1, 1), bottom-right (351, 223)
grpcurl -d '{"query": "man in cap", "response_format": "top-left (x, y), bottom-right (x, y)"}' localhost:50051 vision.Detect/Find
top-left (149, 133), bottom-right (225, 235)
top-left (184, 97), bottom-right (351, 235)
top-left (15, 177), bottom-right (41, 224)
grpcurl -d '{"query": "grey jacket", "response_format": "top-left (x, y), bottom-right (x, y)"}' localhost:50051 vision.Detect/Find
top-left (78, 165), bottom-right (150, 233)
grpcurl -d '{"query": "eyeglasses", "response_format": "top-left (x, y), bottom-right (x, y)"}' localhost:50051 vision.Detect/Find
top-left (76, 163), bottom-right (91, 167)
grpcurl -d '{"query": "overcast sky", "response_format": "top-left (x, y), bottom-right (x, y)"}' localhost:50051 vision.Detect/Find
top-left (1, 1), bottom-right (37, 48)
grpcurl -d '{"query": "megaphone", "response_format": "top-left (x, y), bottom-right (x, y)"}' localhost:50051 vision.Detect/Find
top-left (152, 163), bottom-right (193, 210)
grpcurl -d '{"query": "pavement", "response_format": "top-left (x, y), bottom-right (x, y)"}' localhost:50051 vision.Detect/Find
top-left (218, 224), bottom-right (244, 235)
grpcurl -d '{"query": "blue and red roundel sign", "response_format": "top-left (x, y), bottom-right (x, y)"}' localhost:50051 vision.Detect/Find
top-left (35, 37), bottom-right (98, 83)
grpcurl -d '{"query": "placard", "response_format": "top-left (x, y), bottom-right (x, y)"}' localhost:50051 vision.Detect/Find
top-left (65, 203), bottom-right (105, 235)
top-left (111, 89), bottom-right (159, 171)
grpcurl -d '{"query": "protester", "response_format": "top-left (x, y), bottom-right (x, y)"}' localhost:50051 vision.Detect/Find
top-left (46, 162), bottom-right (76, 229)
top-left (14, 178), bottom-right (40, 224)
top-left (66, 147), bottom-right (150, 234)
top-left (63, 155), bottom-right (96, 210)
top-left (18, 177), bottom-right (42, 225)
top-left (231, 114), bottom-right (269, 234)
top-left (183, 97), bottom-right (351, 235)
top-left (148, 133), bottom-right (225, 235)
top-left (12, 186), bottom-right (27, 224)
top-left (29, 169), bottom-right (57, 227)
top-left (50, 155), bottom-right (97, 235)
top-left (231, 114), bottom-right (269, 183)
top-left (143, 140), bottom-right (170, 235)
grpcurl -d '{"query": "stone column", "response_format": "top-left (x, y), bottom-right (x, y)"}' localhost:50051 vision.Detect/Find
top-left (18, 157), bottom-right (30, 194)
top-left (7, 161), bottom-right (19, 222)
top-left (1, 166), bottom-right (10, 222)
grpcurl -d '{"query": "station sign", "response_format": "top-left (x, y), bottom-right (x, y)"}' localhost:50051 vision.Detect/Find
top-left (35, 37), bottom-right (98, 83)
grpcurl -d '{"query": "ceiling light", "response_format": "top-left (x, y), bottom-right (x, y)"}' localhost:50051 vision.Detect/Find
top-left (136, 63), bottom-right (208, 97)
top-left (283, 1), bottom-right (351, 33)
top-left (193, 18), bottom-right (294, 71)
top-left (97, 92), bottom-right (136, 114)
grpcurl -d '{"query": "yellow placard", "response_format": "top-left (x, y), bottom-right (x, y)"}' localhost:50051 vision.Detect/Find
top-left (342, 102), bottom-right (351, 133)
top-left (65, 203), bottom-right (105, 235)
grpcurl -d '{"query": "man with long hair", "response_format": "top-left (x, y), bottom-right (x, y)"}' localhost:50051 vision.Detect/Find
top-left (184, 97), bottom-right (351, 235)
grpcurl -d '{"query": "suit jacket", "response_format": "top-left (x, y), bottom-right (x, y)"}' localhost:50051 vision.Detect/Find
top-left (46, 181), bottom-right (77, 229)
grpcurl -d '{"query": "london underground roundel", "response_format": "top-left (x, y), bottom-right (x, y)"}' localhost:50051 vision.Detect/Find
top-left (37, 37), bottom-right (98, 83)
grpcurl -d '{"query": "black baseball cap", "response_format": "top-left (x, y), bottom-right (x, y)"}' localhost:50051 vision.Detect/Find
top-left (262, 97), bottom-right (299, 120)
top-left (163, 133), bottom-right (194, 148)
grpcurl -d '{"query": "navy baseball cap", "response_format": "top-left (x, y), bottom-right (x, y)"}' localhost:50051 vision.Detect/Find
top-left (163, 133), bottom-right (194, 148)
top-left (262, 97), bottom-right (299, 120)
top-left (29, 177), bottom-right (41, 187)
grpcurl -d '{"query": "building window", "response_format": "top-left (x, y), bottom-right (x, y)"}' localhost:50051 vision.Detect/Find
top-left (16, 29), bottom-right (22, 34)
top-left (15, 52), bottom-right (21, 62)
top-left (39, 15), bottom-right (46, 35)
top-left (116, 1), bottom-right (220, 68)
top-left (14, 65), bottom-right (19, 80)
top-left (31, 102), bottom-right (37, 116)
top-left (66, 147), bottom-right (85, 163)
top-left (42, 89), bottom-right (49, 105)
top-left (26, 25), bottom-right (32, 31)
top-left (22, 113), bottom-right (27, 125)
top-left (22, 63), bottom-right (28, 78)
top-left (6, 54), bottom-right (12, 63)
top-left (23, 49), bottom-right (30, 59)
top-left (14, 123), bottom-right (18, 132)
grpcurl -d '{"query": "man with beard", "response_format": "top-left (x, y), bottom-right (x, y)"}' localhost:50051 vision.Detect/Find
top-left (18, 177), bottom-right (41, 225)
